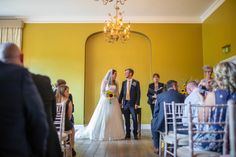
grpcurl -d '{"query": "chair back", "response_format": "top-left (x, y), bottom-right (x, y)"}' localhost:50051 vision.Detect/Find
top-left (164, 102), bottom-right (186, 135)
top-left (228, 100), bottom-right (236, 157)
top-left (54, 101), bottom-right (66, 141)
top-left (188, 104), bottom-right (228, 156)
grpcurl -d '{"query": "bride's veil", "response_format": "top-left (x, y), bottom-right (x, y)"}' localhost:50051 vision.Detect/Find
top-left (100, 69), bottom-right (113, 96)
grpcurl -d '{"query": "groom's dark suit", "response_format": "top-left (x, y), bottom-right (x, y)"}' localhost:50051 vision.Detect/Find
top-left (119, 79), bottom-right (141, 137)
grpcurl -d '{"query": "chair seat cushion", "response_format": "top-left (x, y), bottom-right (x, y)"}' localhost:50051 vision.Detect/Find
top-left (163, 133), bottom-right (189, 145)
top-left (177, 146), bottom-right (221, 157)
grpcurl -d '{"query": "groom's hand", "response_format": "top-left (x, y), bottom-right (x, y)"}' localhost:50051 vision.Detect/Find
top-left (119, 103), bottom-right (123, 108)
top-left (135, 104), bottom-right (139, 109)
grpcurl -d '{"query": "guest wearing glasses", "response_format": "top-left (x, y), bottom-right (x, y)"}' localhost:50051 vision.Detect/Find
top-left (198, 65), bottom-right (215, 93)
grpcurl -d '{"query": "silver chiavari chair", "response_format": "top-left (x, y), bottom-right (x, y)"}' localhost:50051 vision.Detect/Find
top-left (54, 102), bottom-right (72, 157)
top-left (160, 102), bottom-right (189, 157)
top-left (177, 104), bottom-right (228, 157)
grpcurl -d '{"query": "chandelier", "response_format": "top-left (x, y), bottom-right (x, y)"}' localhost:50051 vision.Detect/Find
top-left (102, 0), bottom-right (127, 5)
top-left (103, 0), bottom-right (130, 43)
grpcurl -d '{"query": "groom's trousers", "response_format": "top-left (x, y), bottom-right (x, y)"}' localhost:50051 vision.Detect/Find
top-left (123, 101), bottom-right (138, 136)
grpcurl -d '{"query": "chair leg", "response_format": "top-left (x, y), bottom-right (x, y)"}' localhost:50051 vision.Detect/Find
top-left (174, 143), bottom-right (177, 157)
top-left (68, 134), bottom-right (72, 157)
top-left (159, 134), bottom-right (162, 157)
top-left (164, 142), bottom-right (167, 157)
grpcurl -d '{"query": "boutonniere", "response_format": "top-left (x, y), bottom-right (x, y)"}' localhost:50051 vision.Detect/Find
top-left (132, 82), bottom-right (136, 86)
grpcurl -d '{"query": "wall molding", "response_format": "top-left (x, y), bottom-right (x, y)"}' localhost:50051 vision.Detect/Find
top-left (200, 0), bottom-right (225, 22)
top-left (20, 16), bottom-right (202, 24)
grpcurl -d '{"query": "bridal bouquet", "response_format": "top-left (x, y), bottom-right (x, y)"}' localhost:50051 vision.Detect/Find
top-left (106, 90), bottom-right (114, 104)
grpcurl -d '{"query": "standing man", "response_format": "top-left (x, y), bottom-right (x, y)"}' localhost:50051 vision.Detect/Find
top-left (0, 42), bottom-right (48, 157)
top-left (119, 68), bottom-right (141, 140)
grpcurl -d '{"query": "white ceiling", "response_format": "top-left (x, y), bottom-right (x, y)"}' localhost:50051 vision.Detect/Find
top-left (0, 0), bottom-right (225, 23)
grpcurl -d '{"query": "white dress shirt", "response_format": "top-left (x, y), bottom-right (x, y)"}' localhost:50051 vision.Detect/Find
top-left (182, 88), bottom-right (202, 126)
top-left (126, 79), bottom-right (132, 89)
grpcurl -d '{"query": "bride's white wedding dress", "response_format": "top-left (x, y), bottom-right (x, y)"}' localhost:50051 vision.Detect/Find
top-left (75, 70), bottom-right (125, 140)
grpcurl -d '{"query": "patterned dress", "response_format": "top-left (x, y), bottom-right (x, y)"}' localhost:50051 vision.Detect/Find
top-left (193, 89), bottom-right (236, 153)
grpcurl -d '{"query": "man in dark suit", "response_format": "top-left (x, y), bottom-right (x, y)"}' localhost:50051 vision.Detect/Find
top-left (0, 43), bottom-right (48, 157)
top-left (119, 68), bottom-right (141, 140)
top-left (151, 80), bottom-right (185, 153)
top-left (32, 73), bottom-right (63, 157)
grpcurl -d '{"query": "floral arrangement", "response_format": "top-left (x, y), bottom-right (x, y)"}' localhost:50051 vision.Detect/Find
top-left (106, 90), bottom-right (114, 104)
top-left (179, 79), bottom-right (189, 95)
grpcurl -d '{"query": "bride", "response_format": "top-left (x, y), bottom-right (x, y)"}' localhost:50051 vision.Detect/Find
top-left (76, 69), bottom-right (125, 140)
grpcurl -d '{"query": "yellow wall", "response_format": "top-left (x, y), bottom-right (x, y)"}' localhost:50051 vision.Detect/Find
top-left (202, 0), bottom-right (236, 66)
top-left (85, 32), bottom-right (152, 123)
top-left (22, 23), bottom-right (203, 124)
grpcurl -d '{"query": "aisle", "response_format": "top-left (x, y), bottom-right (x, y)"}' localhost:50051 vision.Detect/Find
top-left (75, 129), bottom-right (157, 157)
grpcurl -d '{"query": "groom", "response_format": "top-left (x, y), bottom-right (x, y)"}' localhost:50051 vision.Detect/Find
top-left (119, 68), bottom-right (141, 140)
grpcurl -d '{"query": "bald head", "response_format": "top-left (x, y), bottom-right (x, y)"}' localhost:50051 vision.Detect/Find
top-left (0, 42), bottom-right (22, 65)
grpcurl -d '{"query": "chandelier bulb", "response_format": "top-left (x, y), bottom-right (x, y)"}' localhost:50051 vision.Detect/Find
top-left (103, 0), bottom-right (130, 43)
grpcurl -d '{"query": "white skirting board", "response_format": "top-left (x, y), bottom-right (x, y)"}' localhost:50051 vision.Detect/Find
top-left (74, 124), bottom-right (151, 131)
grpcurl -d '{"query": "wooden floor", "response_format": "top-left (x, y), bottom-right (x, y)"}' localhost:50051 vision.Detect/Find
top-left (75, 130), bottom-right (158, 157)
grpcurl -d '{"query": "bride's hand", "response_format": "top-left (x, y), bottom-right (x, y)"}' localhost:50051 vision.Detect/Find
top-left (119, 103), bottom-right (123, 108)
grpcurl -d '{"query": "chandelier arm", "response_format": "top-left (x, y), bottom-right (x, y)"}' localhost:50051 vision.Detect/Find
top-left (103, 0), bottom-right (130, 42)
top-left (102, 0), bottom-right (127, 5)
top-left (118, 0), bottom-right (126, 5)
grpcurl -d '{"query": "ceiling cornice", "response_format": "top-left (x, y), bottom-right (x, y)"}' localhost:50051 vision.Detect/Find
top-left (200, 0), bottom-right (225, 22)
top-left (22, 16), bottom-right (202, 24)
top-left (2, 0), bottom-right (225, 24)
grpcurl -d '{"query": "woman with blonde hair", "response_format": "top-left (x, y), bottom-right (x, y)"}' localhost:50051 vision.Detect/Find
top-left (195, 61), bottom-right (236, 153)
top-left (199, 65), bottom-right (215, 93)
top-left (56, 85), bottom-right (76, 156)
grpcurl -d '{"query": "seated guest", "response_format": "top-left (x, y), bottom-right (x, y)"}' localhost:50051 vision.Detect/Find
top-left (182, 81), bottom-right (203, 127)
top-left (194, 61), bottom-right (236, 153)
top-left (56, 85), bottom-right (76, 156)
top-left (199, 65), bottom-right (215, 92)
top-left (32, 73), bottom-right (63, 157)
top-left (55, 79), bottom-right (75, 124)
top-left (151, 80), bottom-right (185, 153)
top-left (147, 73), bottom-right (164, 117)
top-left (0, 43), bottom-right (48, 157)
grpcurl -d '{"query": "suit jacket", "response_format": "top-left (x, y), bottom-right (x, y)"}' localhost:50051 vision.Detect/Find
top-left (152, 89), bottom-right (185, 132)
top-left (118, 79), bottom-right (141, 106)
top-left (147, 82), bottom-right (164, 105)
top-left (31, 73), bottom-right (63, 157)
top-left (0, 62), bottom-right (48, 157)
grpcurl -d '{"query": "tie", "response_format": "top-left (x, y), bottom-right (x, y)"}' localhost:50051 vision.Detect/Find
top-left (126, 80), bottom-right (131, 100)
